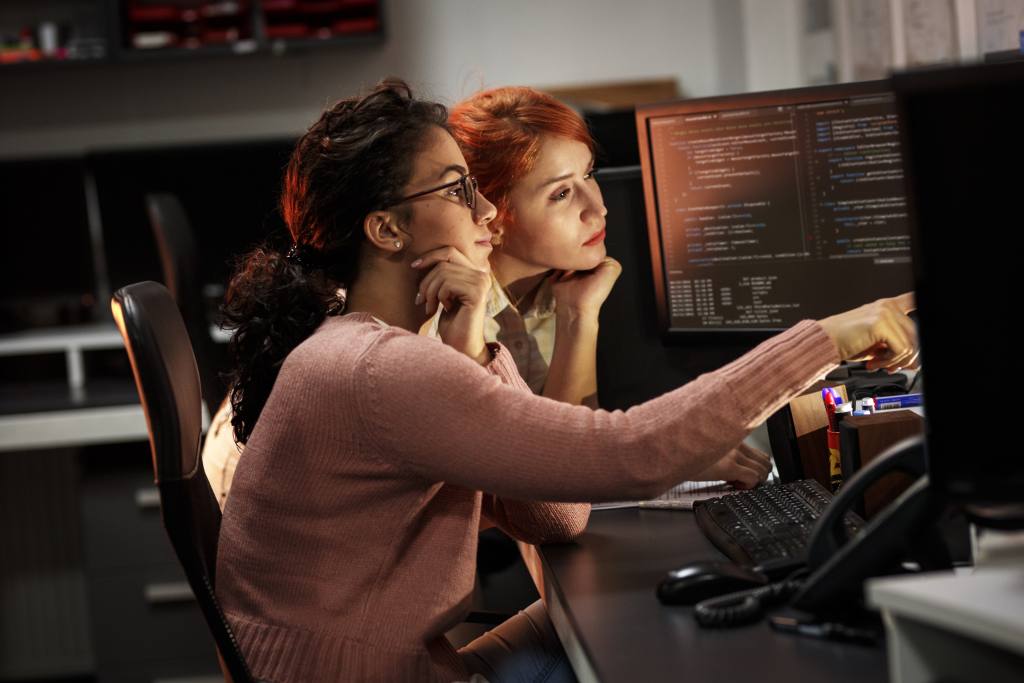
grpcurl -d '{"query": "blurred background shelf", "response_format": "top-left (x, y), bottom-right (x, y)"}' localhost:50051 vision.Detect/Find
top-left (0, 0), bottom-right (383, 70)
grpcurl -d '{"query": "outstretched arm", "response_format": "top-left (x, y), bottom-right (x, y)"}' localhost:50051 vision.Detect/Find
top-left (354, 319), bottom-right (839, 503)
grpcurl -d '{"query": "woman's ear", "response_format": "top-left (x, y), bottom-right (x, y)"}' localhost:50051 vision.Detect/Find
top-left (363, 210), bottom-right (411, 253)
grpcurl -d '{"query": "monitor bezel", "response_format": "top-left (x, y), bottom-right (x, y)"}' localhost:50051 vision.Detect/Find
top-left (635, 79), bottom-right (894, 339)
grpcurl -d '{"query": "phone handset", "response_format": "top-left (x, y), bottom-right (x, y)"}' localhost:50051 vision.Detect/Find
top-left (804, 435), bottom-right (928, 570)
top-left (793, 435), bottom-right (951, 616)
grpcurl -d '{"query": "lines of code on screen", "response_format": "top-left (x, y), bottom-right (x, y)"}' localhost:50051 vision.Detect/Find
top-left (648, 93), bottom-right (914, 331)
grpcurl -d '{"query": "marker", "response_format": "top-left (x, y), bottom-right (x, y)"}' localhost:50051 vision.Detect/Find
top-left (822, 388), bottom-right (837, 431)
top-left (874, 393), bottom-right (923, 411)
top-left (822, 387), bottom-right (844, 492)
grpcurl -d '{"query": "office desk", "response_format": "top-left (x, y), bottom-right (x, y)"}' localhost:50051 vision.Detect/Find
top-left (0, 322), bottom-right (219, 451)
top-left (0, 324), bottom-right (146, 451)
top-left (520, 507), bottom-right (887, 683)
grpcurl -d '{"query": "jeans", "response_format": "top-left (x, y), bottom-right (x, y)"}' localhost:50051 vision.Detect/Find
top-left (458, 600), bottom-right (578, 683)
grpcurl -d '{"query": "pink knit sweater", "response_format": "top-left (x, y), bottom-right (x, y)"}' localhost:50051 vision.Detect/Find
top-left (216, 312), bottom-right (839, 682)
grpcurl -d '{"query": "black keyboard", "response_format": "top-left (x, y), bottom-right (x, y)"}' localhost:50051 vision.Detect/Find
top-left (694, 479), bottom-right (864, 576)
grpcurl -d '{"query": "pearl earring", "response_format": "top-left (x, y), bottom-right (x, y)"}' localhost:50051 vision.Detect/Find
top-left (394, 240), bottom-right (402, 249)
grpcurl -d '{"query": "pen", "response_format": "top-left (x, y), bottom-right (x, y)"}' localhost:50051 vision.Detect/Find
top-left (769, 616), bottom-right (878, 646)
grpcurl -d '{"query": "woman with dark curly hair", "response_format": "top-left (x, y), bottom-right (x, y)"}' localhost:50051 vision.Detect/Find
top-left (214, 78), bottom-right (917, 682)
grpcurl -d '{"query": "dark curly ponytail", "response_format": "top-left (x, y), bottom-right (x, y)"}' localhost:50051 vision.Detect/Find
top-left (222, 78), bottom-right (449, 444)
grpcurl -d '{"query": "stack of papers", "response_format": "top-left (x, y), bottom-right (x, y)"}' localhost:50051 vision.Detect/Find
top-left (592, 480), bottom-right (736, 511)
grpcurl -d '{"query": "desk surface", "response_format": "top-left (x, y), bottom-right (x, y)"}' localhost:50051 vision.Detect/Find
top-left (522, 507), bottom-right (887, 683)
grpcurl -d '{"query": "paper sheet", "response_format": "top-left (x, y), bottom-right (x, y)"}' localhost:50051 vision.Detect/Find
top-left (847, 0), bottom-right (894, 80)
top-left (905, 0), bottom-right (959, 65)
top-left (977, 0), bottom-right (1024, 54)
top-left (592, 480), bottom-right (735, 511)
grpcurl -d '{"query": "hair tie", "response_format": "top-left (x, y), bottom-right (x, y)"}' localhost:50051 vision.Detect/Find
top-left (285, 242), bottom-right (305, 266)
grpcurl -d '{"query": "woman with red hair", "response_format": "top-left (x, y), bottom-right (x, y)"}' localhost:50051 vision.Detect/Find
top-left (447, 87), bottom-right (620, 410)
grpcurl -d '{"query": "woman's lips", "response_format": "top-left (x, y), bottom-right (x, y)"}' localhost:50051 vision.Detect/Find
top-left (583, 228), bottom-right (606, 246)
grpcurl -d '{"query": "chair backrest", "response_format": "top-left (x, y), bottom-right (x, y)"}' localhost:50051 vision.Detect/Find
top-left (112, 281), bottom-right (253, 683)
top-left (145, 193), bottom-right (225, 414)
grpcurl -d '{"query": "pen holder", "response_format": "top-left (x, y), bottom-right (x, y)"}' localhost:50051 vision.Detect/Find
top-left (768, 381), bottom-right (849, 490)
top-left (795, 427), bottom-right (831, 491)
top-left (827, 429), bottom-right (842, 492)
top-left (838, 411), bottom-right (924, 518)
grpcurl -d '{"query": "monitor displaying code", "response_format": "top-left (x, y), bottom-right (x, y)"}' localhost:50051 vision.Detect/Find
top-left (638, 85), bottom-right (914, 333)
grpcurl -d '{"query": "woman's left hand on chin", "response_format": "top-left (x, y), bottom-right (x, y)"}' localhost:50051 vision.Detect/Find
top-left (550, 257), bottom-right (622, 318)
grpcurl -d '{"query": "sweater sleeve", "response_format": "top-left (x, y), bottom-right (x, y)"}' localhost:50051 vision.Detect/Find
top-left (481, 343), bottom-right (592, 543)
top-left (354, 320), bottom-right (839, 503)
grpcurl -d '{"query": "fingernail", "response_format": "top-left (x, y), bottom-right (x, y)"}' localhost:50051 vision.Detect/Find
top-left (414, 292), bottom-right (423, 305)
top-left (410, 258), bottom-right (422, 268)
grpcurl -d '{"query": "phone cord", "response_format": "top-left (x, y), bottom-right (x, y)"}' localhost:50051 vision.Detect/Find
top-left (694, 578), bottom-right (806, 628)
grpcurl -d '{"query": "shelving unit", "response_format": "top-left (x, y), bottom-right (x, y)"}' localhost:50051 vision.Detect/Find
top-left (0, 0), bottom-right (109, 67)
top-left (0, 0), bottom-right (383, 70)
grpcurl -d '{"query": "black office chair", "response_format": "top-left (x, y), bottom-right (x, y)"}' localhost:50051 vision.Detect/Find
top-left (145, 193), bottom-right (225, 415)
top-left (112, 281), bottom-right (257, 683)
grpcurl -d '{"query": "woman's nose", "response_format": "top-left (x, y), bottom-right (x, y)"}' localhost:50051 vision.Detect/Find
top-left (474, 191), bottom-right (498, 224)
top-left (582, 183), bottom-right (607, 219)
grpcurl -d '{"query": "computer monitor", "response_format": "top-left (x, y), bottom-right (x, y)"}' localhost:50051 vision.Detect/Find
top-left (895, 60), bottom-right (1024, 506)
top-left (636, 82), bottom-right (915, 336)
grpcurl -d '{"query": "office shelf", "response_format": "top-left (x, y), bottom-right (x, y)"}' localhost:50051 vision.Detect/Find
top-left (0, 0), bottom-right (109, 69)
top-left (0, 0), bottom-right (383, 71)
top-left (115, 0), bottom-right (383, 61)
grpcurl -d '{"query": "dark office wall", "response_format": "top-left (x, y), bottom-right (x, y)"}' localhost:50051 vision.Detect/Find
top-left (595, 167), bottom-right (759, 410)
top-left (0, 157), bottom-right (96, 331)
top-left (89, 139), bottom-right (295, 298)
top-left (3, 145), bottom-right (760, 409)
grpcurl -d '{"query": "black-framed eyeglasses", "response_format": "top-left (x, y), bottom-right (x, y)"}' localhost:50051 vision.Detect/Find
top-left (394, 173), bottom-right (478, 210)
